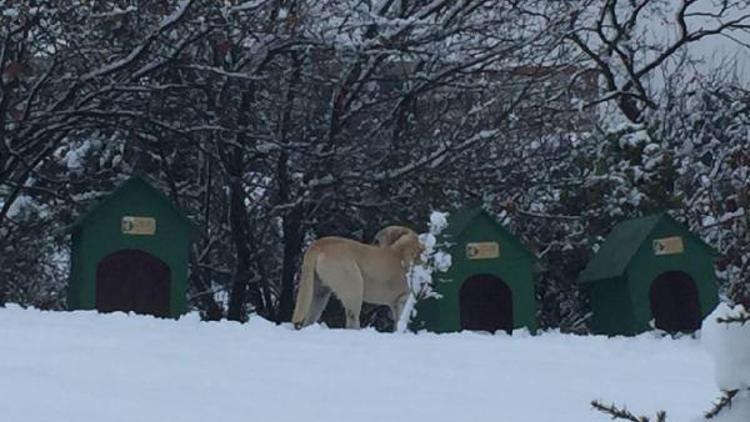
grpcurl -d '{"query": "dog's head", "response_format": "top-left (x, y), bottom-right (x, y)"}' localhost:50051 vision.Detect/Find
top-left (373, 225), bottom-right (417, 247)
top-left (391, 231), bottom-right (426, 266)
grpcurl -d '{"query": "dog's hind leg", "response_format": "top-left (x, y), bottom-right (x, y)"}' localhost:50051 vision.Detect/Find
top-left (305, 277), bottom-right (332, 326)
top-left (337, 267), bottom-right (364, 329)
top-left (342, 299), bottom-right (362, 329)
top-left (316, 259), bottom-right (364, 329)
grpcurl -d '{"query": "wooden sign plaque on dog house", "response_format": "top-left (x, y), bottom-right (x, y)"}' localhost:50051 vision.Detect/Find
top-left (653, 236), bottom-right (684, 256)
top-left (466, 241), bottom-right (500, 260)
top-left (122, 216), bottom-right (157, 236)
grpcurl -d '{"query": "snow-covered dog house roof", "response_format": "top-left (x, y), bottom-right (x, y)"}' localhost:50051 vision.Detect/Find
top-left (413, 207), bottom-right (538, 334)
top-left (578, 213), bottom-right (719, 335)
top-left (68, 176), bottom-right (194, 318)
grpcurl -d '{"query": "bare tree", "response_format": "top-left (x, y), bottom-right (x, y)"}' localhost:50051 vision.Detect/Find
top-left (561, 0), bottom-right (750, 122)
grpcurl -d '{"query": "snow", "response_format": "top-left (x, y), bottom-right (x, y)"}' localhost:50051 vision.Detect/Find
top-left (432, 250), bottom-right (451, 272)
top-left (428, 211), bottom-right (449, 234)
top-left (643, 143), bottom-right (661, 156)
top-left (0, 305), bottom-right (721, 422)
top-left (6, 194), bottom-right (32, 219)
top-left (159, 0), bottom-right (191, 29)
top-left (701, 303), bottom-right (750, 421)
top-left (703, 304), bottom-right (750, 391)
top-left (618, 129), bottom-right (650, 148)
top-left (63, 141), bottom-right (92, 171)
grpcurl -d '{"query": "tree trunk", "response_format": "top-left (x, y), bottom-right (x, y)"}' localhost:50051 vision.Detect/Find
top-left (274, 150), bottom-right (305, 322)
top-left (225, 151), bottom-right (253, 322)
top-left (225, 90), bottom-right (264, 321)
top-left (272, 52), bottom-right (305, 322)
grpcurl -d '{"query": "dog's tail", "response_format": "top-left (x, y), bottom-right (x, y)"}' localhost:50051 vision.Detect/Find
top-left (292, 245), bottom-right (319, 329)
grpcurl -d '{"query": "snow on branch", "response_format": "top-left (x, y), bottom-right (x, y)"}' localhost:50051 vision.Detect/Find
top-left (82, 0), bottom-right (194, 81)
top-left (591, 400), bottom-right (667, 422)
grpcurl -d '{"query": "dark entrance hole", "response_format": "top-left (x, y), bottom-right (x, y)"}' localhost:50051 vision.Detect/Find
top-left (96, 249), bottom-right (171, 318)
top-left (459, 274), bottom-right (513, 334)
top-left (649, 271), bottom-right (702, 333)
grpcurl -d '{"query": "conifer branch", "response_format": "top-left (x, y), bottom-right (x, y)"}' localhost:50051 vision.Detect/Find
top-left (591, 400), bottom-right (667, 422)
top-left (717, 312), bottom-right (750, 325)
top-left (705, 389), bottom-right (740, 419)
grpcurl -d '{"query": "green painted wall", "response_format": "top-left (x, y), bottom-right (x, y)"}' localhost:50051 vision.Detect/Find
top-left (413, 211), bottom-right (537, 333)
top-left (68, 178), bottom-right (192, 318)
top-left (625, 218), bottom-right (719, 333)
top-left (585, 277), bottom-right (637, 335)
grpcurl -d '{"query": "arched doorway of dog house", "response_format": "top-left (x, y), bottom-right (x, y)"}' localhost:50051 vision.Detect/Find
top-left (649, 271), bottom-right (702, 333)
top-left (459, 274), bottom-right (513, 334)
top-left (96, 249), bottom-right (171, 318)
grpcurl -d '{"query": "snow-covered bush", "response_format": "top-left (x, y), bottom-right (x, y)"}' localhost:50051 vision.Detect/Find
top-left (0, 133), bottom-right (127, 309)
top-left (397, 211), bottom-right (452, 332)
top-left (702, 304), bottom-right (750, 421)
top-left (0, 194), bottom-right (69, 309)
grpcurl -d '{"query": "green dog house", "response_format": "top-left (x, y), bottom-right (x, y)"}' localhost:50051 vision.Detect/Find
top-left (68, 176), bottom-right (193, 318)
top-left (413, 208), bottom-right (538, 334)
top-left (579, 213), bottom-right (719, 335)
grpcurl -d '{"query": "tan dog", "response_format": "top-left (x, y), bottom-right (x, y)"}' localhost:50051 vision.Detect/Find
top-left (292, 229), bottom-right (424, 330)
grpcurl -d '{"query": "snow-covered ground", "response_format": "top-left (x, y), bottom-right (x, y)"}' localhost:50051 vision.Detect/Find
top-left (0, 305), bottom-right (718, 422)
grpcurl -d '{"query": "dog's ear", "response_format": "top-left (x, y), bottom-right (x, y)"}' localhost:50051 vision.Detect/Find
top-left (391, 232), bottom-right (423, 263)
top-left (373, 226), bottom-right (413, 247)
